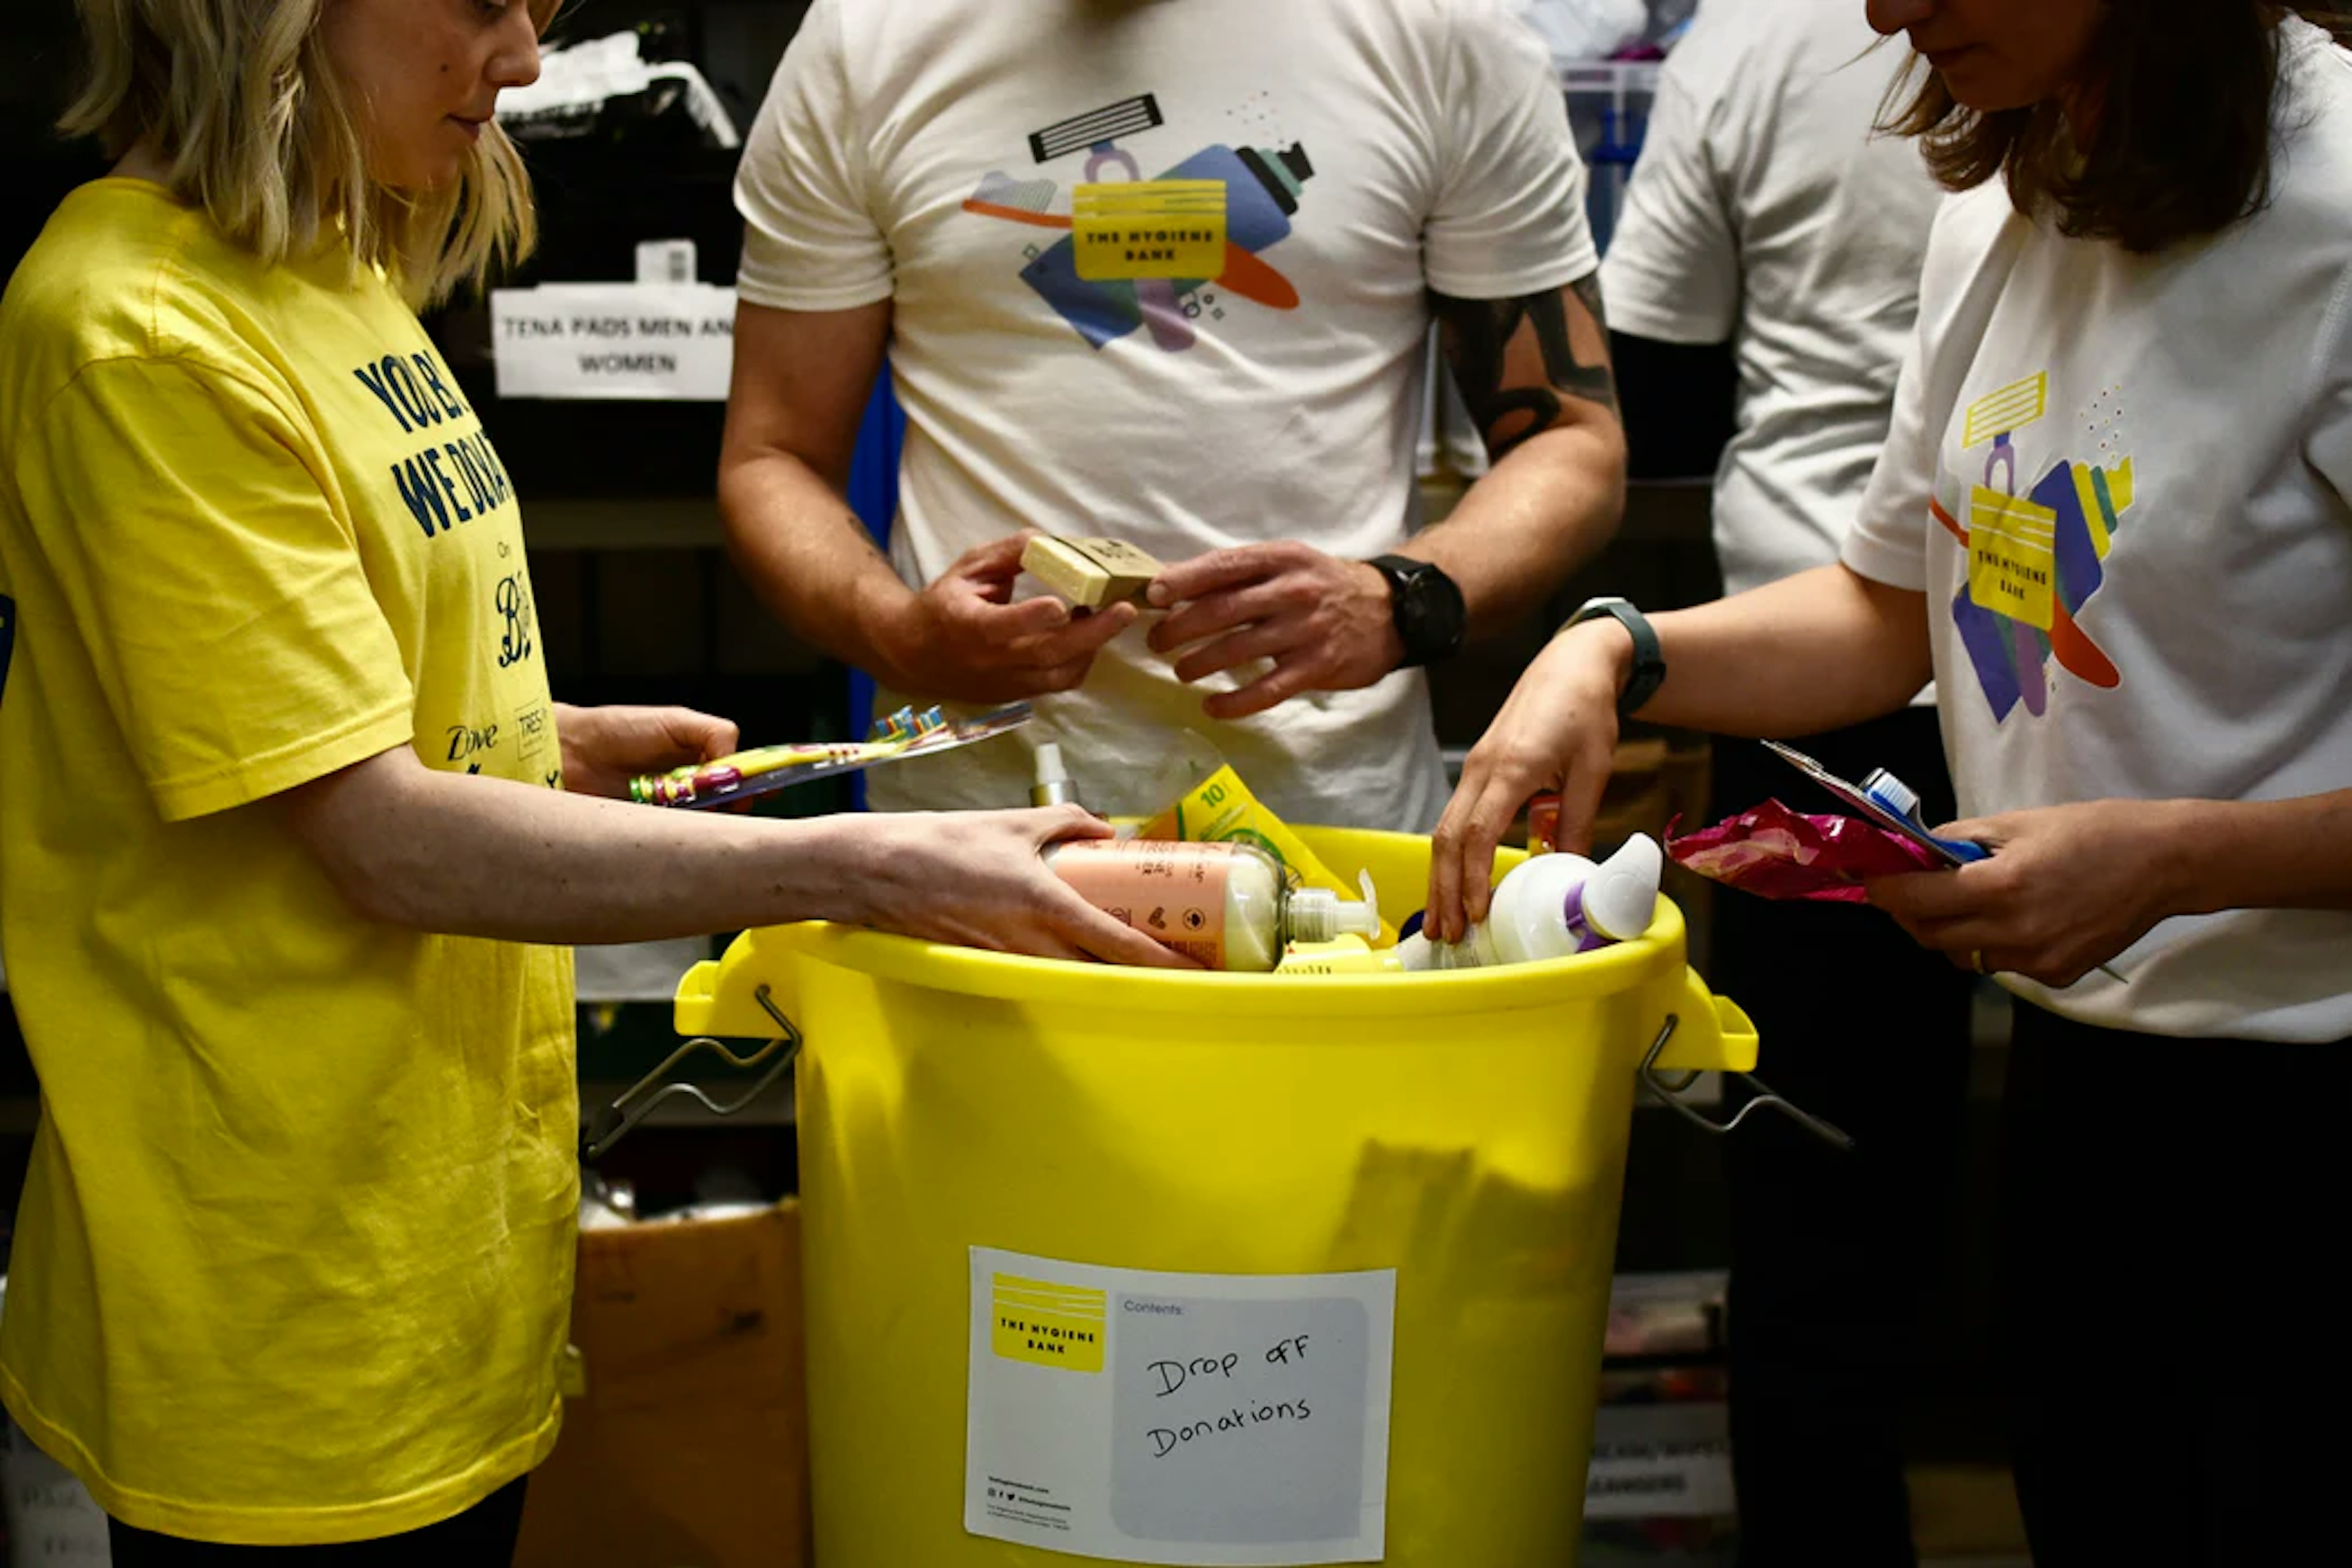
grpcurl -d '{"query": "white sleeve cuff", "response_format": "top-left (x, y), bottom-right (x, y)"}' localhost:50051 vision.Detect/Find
top-left (1599, 285), bottom-right (1731, 346)
top-left (732, 273), bottom-right (895, 314)
top-left (1839, 526), bottom-right (1931, 594)
top-left (1424, 244), bottom-right (1601, 304)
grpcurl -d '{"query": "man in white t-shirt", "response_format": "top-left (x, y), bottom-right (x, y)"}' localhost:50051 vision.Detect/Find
top-left (1605, 1), bottom-right (1939, 601)
top-left (1597, 6), bottom-right (1961, 1563)
top-left (718, 0), bottom-right (1626, 829)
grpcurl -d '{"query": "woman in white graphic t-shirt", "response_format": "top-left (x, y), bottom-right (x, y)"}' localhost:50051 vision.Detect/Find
top-left (1432, 1), bottom-right (2352, 1561)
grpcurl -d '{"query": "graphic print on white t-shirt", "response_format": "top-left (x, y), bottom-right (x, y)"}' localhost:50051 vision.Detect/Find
top-left (1934, 369), bottom-right (2138, 725)
top-left (734, 0), bottom-right (1597, 829)
top-left (960, 90), bottom-right (1319, 355)
top-left (1839, 20), bottom-right (2352, 1041)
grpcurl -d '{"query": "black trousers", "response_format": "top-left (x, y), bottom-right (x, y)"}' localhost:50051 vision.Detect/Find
top-left (107, 1478), bottom-right (527, 1566)
top-left (2002, 1004), bottom-right (2352, 1565)
top-left (1708, 712), bottom-right (1978, 1568)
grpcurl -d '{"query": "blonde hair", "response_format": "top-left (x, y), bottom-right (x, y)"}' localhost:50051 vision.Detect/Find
top-left (62, 0), bottom-right (560, 307)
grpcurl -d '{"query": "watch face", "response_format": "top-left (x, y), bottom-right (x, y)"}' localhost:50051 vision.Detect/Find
top-left (1399, 590), bottom-right (1431, 639)
top-left (1389, 561), bottom-right (1464, 663)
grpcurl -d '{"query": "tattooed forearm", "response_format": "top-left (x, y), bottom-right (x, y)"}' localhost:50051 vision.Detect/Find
top-left (1570, 273), bottom-right (1608, 342)
top-left (1431, 274), bottom-right (1618, 458)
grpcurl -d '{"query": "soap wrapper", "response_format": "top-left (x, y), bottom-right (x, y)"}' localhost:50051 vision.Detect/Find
top-left (1665, 799), bottom-right (1944, 903)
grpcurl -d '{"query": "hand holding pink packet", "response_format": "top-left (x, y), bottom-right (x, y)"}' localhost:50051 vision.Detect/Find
top-left (1665, 798), bottom-right (1945, 903)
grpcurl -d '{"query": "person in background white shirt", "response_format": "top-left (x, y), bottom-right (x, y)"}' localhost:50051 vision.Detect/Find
top-left (1599, 5), bottom-right (1961, 1561)
top-left (1434, 2), bottom-right (2352, 1559)
top-left (717, 0), bottom-right (1627, 831)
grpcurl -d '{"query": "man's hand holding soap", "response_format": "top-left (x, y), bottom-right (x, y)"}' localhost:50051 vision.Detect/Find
top-left (1020, 535), bottom-right (1165, 609)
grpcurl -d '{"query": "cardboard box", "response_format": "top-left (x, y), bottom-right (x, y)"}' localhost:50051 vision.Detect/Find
top-left (515, 1202), bottom-right (810, 1568)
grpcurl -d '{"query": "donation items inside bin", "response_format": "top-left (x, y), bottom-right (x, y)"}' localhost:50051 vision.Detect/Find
top-left (668, 826), bottom-right (1781, 1568)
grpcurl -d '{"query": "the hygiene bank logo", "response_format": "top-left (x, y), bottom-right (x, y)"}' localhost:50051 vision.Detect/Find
top-left (992, 1273), bottom-right (1107, 1373)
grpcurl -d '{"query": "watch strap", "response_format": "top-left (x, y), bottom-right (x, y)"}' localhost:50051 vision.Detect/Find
top-left (1366, 554), bottom-right (1466, 668)
top-left (1565, 596), bottom-right (1666, 717)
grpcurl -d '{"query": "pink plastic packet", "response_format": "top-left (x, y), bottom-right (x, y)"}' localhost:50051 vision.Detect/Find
top-left (1665, 799), bottom-right (1945, 903)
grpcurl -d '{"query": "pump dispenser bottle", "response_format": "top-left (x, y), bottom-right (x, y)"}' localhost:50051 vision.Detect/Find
top-left (1398, 834), bottom-right (1662, 971)
top-left (1029, 742), bottom-right (1082, 809)
top-left (1044, 839), bottom-right (1379, 971)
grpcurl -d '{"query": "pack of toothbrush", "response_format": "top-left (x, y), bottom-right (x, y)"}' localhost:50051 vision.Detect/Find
top-left (1664, 742), bottom-right (1972, 904)
top-left (1667, 799), bottom-right (1947, 903)
top-left (628, 703), bottom-right (1031, 809)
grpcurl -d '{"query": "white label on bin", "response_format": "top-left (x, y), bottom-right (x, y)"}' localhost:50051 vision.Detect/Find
top-left (966, 1247), bottom-right (1395, 1566)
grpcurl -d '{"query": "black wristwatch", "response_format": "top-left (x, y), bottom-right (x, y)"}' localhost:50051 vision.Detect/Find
top-left (1564, 595), bottom-right (1667, 717)
top-left (1365, 554), bottom-right (1468, 668)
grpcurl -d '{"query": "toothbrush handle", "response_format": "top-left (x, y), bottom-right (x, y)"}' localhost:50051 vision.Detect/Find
top-left (1934, 834), bottom-right (1991, 865)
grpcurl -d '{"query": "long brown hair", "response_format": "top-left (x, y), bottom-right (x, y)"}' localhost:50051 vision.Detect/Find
top-left (1882, 3), bottom-right (2352, 254)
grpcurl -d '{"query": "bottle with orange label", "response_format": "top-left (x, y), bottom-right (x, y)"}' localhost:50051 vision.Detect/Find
top-left (1043, 839), bottom-right (1381, 971)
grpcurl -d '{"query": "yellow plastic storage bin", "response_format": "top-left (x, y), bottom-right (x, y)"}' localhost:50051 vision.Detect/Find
top-left (676, 828), bottom-right (1757, 1567)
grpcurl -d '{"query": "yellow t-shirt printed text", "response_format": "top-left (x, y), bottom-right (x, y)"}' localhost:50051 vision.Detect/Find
top-left (0, 181), bottom-right (575, 1545)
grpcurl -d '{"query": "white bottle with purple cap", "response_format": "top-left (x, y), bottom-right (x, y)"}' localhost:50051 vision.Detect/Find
top-left (1398, 833), bottom-right (1662, 971)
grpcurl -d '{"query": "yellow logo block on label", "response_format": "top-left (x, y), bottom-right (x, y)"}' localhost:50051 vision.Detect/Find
top-left (1968, 486), bottom-right (2057, 630)
top-left (1962, 372), bottom-right (2049, 449)
top-left (1072, 180), bottom-right (1227, 282)
top-left (992, 1274), bottom-right (1107, 1373)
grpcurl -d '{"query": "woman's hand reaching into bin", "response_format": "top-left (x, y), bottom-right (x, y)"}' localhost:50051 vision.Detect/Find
top-left (846, 805), bottom-right (1200, 968)
top-left (1426, 619), bottom-right (1634, 943)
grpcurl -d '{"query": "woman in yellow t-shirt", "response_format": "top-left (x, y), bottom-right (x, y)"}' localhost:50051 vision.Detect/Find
top-left (0, 1), bottom-right (1178, 1559)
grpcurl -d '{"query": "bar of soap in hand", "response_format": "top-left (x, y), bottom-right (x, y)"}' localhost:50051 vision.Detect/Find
top-left (1020, 535), bottom-right (1163, 609)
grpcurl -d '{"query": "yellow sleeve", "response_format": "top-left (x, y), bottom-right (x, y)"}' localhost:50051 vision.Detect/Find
top-left (13, 356), bottom-right (415, 821)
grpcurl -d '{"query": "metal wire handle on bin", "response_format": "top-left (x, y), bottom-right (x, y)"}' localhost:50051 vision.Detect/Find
top-left (579, 984), bottom-right (800, 1161)
top-left (1639, 1015), bottom-right (1855, 1152)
